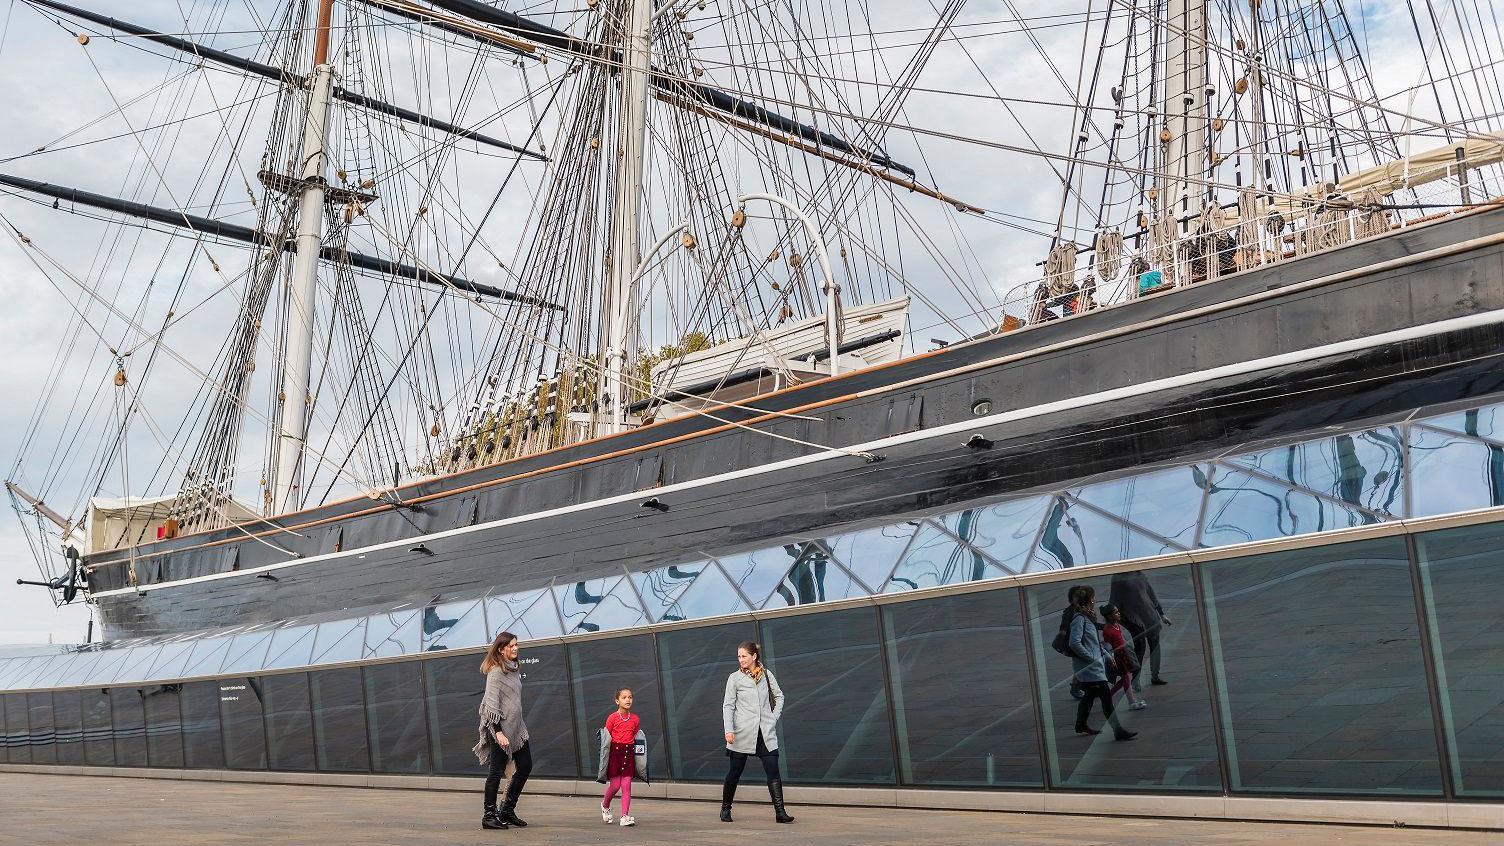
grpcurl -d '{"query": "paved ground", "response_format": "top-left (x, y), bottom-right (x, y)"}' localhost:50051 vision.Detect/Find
top-left (0, 772), bottom-right (1495, 845)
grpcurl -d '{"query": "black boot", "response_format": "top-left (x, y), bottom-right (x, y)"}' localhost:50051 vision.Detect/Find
top-left (720, 779), bottom-right (736, 822)
top-left (481, 805), bottom-right (509, 830)
top-left (498, 798), bottom-right (527, 828)
top-left (768, 779), bottom-right (795, 824)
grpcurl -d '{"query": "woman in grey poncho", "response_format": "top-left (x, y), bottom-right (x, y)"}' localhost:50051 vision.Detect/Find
top-left (474, 630), bottom-right (533, 831)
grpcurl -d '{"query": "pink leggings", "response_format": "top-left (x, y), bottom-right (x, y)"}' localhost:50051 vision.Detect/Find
top-left (603, 775), bottom-right (632, 815)
top-left (1111, 669), bottom-right (1136, 699)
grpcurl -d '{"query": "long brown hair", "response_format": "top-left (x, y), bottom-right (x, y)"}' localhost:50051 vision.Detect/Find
top-left (738, 640), bottom-right (764, 680)
top-left (481, 631), bottom-right (519, 674)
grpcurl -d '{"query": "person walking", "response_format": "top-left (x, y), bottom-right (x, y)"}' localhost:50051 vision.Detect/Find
top-left (720, 641), bottom-right (794, 824)
top-left (474, 631), bottom-right (534, 831)
top-left (1067, 587), bottom-right (1136, 741)
top-left (1101, 603), bottom-right (1146, 710)
top-left (1109, 569), bottom-right (1172, 690)
top-left (596, 687), bottom-right (650, 827)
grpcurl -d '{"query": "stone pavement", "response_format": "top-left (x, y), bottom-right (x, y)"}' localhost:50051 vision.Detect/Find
top-left (0, 772), bottom-right (1496, 846)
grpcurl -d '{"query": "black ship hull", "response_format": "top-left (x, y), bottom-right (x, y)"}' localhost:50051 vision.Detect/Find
top-left (87, 205), bottom-right (1504, 636)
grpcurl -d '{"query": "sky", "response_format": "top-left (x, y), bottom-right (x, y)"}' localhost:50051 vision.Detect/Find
top-left (0, 0), bottom-right (1471, 644)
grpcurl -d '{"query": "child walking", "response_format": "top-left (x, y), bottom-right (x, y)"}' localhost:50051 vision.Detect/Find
top-left (1101, 603), bottom-right (1147, 710)
top-left (599, 687), bottom-right (644, 827)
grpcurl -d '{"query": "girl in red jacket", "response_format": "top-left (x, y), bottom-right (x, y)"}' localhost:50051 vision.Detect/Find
top-left (1102, 604), bottom-right (1147, 710)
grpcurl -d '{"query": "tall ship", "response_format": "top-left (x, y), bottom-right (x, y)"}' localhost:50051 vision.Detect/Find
top-left (3, 0), bottom-right (1503, 636)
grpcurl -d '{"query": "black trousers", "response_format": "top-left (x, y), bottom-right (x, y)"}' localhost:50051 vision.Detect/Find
top-left (1124, 618), bottom-right (1163, 680)
top-left (724, 731), bottom-right (780, 789)
top-left (1074, 681), bottom-right (1125, 733)
top-left (483, 737), bottom-right (533, 809)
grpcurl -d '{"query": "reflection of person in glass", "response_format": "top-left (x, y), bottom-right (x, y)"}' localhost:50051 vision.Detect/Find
top-left (1100, 603), bottom-right (1147, 710)
top-left (1109, 569), bottom-right (1172, 690)
top-left (1067, 586), bottom-right (1137, 741)
top-left (473, 631), bottom-right (534, 830)
top-left (720, 641), bottom-right (793, 824)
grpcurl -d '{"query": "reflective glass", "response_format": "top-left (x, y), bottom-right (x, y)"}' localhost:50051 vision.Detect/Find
top-left (488, 588), bottom-right (562, 641)
top-left (1200, 466), bottom-right (1376, 547)
top-left (110, 687), bottom-right (147, 766)
top-left (5, 693), bottom-right (29, 763)
top-left (668, 563), bottom-right (749, 621)
top-left (147, 639), bottom-right (199, 681)
top-left (263, 673), bottom-right (315, 770)
top-left (579, 577), bottom-right (652, 634)
top-left (826, 522), bottom-right (920, 591)
top-left (888, 521), bottom-right (1001, 592)
top-left (310, 668), bottom-right (369, 772)
top-left (310, 619), bottom-right (367, 665)
top-left (82, 689), bottom-right (113, 766)
top-left (568, 635), bottom-right (663, 780)
top-left (485, 587), bottom-right (549, 635)
top-left (1200, 538), bottom-right (1443, 794)
top-left (8, 656), bottom-right (55, 690)
top-left (718, 546), bottom-right (810, 607)
top-left (1024, 567), bottom-right (1221, 790)
top-left (514, 644), bottom-right (575, 777)
top-left (657, 621), bottom-right (757, 780)
top-left (32, 656), bottom-right (73, 690)
top-left (181, 681), bottom-right (225, 770)
top-left (262, 625), bottom-right (318, 671)
top-left (364, 661), bottom-right (429, 773)
top-left (85, 648), bottom-right (135, 687)
top-left (1228, 430), bottom-right (1405, 518)
top-left (0, 657), bottom-right (32, 689)
top-left (955, 496), bottom-right (1054, 575)
top-left (1075, 467), bottom-right (1207, 548)
top-left (219, 677), bottom-right (267, 770)
top-left (52, 691), bottom-right (84, 765)
top-left (113, 647), bottom-right (165, 686)
top-left (181, 637), bottom-right (233, 679)
top-left (219, 632), bottom-right (275, 675)
top-left (631, 564), bottom-right (702, 623)
top-left (1408, 426), bottom-right (1504, 518)
top-left (1415, 402), bottom-right (1504, 439)
top-left (422, 599), bottom-right (487, 652)
top-left (1031, 498), bottom-right (1178, 569)
top-left (424, 654), bottom-right (486, 775)
top-left (882, 590), bottom-right (1042, 786)
top-left (760, 607), bottom-right (895, 783)
top-left (56, 649), bottom-right (105, 687)
top-left (764, 549), bottom-right (869, 609)
top-left (143, 685), bottom-right (184, 768)
top-left (364, 609), bottom-right (422, 659)
top-left (27, 692), bottom-right (54, 763)
top-left (1415, 522), bottom-right (1504, 796)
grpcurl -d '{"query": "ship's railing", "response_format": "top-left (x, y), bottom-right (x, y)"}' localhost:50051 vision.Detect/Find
top-left (988, 185), bottom-right (1496, 333)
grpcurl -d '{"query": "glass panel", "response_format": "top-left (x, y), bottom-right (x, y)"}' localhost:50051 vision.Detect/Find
top-left (422, 599), bottom-right (487, 652)
top-left (631, 564), bottom-right (702, 623)
top-left (85, 647), bottom-right (136, 686)
top-left (56, 650), bottom-right (105, 687)
top-left (669, 563), bottom-right (749, 622)
top-left (10, 656), bottom-right (57, 689)
top-left (218, 677), bottom-right (267, 770)
top-left (147, 639), bottom-right (199, 681)
top-left (568, 635), bottom-right (663, 780)
top-left (718, 546), bottom-right (810, 607)
top-left (3, 693), bottom-right (27, 763)
top-left (1415, 402), bottom-right (1504, 438)
top-left (764, 550), bottom-right (869, 609)
top-left (1228, 430), bottom-right (1405, 518)
top-left (578, 577), bottom-right (651, 634)
top-left (511, 591), bottom-right (564, 640)
top-left (364, 662), bottom-right (429, 773)
top-left (1076, 467), bottom-right (1208, 547)
top-left (888, 521), bottom-right (1001, 592)
top-left (263, 673), bottom-right (315, 770)
top-left (364, 609), bottom-right (422, 659)
top-left (1408, 426), bottom-right (1504, 518)
top-left (760, 607), bottom-right (895, 783)
top-left (309, 619), bottom-right (367, 666)
top-left (181, 637), bottom-right (234, 679)
top-left (557, 575), bottom-right (627, 634)
top-left (954, 496), bottom-right (1054, 575)
top-left (515, 643), bottom-right (575, 777)
top-left (262, 625), bottom-right (318, 671)
top-left (143, 685), bottom-right (185, 768)
top-left (1414, 522), bottom-right (1504, 796)
top-left (1032, 498), bottom-right (1179, 570)
top-left (32, 656), bottom-right (73, 690)
top-left (218, 632), bottom-right (275, 676)
top-left (658, 621), bottom-right (758, 780)
top-left (82, 689), bottom-right (113, 766)
top-left (181, 681), bottom-right (225, 770)
top-left (53, 691), bottom-right (84, 765)
top-left (424, 654), bottom-right (486, 776)
top-left (883, 590), bottom-right (1042, 786)
top-left (825, 521), bottom-right (920, 592)
top-left (1200, 466), bottom-right (1376, 547)
top-left (113, 647), bottom-right (165, 686)
top-left (485, 587), bottom-right (550, 636)
top-left (310, 668), bottom-right (369, 772)
top-left (1200, 538), bottom-right (1442, 794)
top-left (1024, 567), bottom-right (1221, 790)
top-left (27, 692), bottom-right (55, 764)
top-left (110, 687), bottom-right (147, 766)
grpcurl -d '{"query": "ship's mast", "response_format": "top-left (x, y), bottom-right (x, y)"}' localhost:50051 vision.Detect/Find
top-left (598, 0), bottom-right (654, 434)
top-left (1160, 0), bottom-right (1209, 230)
top-left (270, 0), bottom-right (337, 514)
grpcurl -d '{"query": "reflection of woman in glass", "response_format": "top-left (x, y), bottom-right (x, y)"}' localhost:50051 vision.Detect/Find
top-left (1068, 587), bottom-right (1136, 741)
top-left (720, 641), bottom-right (793, 824)
top-left (474, 631), bottom-right (534, 830)
top-left (1109, 570), bottom-right (1172, 690)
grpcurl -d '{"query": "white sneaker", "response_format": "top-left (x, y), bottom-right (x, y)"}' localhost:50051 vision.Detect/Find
top-left (601, 805), bottom-right (613, 824)
top-left (1130, 700), bottom-right (1148, 710)
top-left (619, 815), bottom-right (636, 827)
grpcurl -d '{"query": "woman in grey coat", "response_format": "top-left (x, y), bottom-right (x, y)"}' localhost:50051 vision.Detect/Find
top-left (473, 630), bottom-right (534, 830)
top-left (720, 640), bottom-right (794, 824)
top-left (1067, 587), bottom-right (1135, 742)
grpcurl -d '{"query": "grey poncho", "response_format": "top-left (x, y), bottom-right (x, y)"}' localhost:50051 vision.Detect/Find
top-left (473, 662), bottom-right (530, 766)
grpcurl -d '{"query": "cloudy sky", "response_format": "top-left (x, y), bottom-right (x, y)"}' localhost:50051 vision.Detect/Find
top-left (0, 0), bottom-right (1472, 643)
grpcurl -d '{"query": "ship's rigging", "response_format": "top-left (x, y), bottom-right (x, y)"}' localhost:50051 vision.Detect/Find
top-left (2, 0), bottom-right (1503, 609)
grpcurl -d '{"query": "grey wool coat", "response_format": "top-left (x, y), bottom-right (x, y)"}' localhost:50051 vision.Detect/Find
top-left (722, 668), bottom-right (786, 753)
top-left (595, 727), bottom-right (651, 784)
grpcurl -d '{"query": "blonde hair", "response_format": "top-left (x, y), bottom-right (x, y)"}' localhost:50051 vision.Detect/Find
top-left (480, 631), bottom-right (518, 674)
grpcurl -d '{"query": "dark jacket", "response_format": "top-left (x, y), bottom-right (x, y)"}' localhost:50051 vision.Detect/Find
top-left (1109, 570), bottom-right (1164, 632)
